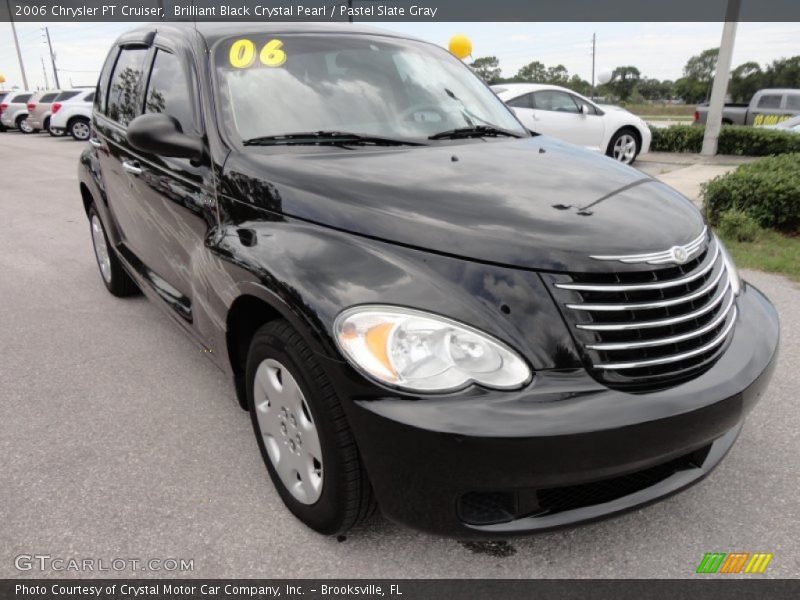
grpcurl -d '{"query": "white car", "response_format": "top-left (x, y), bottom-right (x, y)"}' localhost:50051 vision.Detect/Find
top-left (492, 83), bottom-right (651, 165)
top-left (49, 89), bottom-right (95, 141)
top-left (0, 90), bottom-right (34, 133)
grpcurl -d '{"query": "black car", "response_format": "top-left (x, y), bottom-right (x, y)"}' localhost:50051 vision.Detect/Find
top-left (78, 23), bottom-right (779, 538)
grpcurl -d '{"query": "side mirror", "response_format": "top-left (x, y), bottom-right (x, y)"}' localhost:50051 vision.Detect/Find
top-left (579, 104), bottom-right (588, 115)
top-left (127, 113), bottom-right (204, 161)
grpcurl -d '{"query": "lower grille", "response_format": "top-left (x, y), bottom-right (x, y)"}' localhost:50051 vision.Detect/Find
top-left (537, 449), bottom-right (706, 515)
top-left (547, 232), bottom-right (737, 391)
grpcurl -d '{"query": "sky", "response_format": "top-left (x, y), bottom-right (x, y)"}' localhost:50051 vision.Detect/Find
top-left (1, 21), bottom-right (798, 90)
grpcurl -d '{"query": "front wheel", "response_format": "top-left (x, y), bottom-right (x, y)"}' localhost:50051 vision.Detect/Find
top-left (247, 320), bottom-right (375, 535)
top-left (607, 129), bottom-right (640, 165)
top-left (69, 117), bottom-right (91, 141)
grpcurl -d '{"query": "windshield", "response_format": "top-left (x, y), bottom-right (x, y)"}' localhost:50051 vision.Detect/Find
top-left (214, 33), bottom-right (527, 144)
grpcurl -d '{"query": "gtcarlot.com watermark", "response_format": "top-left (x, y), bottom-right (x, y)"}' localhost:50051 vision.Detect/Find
top-left (15, 554), bottom-right (194, 573)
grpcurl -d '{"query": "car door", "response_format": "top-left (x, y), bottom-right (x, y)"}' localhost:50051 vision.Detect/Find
top-left (119, 44), bottom-right (216, 324)
top-left (530, 90), bottom-right (604, 149)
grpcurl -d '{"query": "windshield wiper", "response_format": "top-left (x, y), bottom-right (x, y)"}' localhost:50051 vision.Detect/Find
top-left (428, 125), bottom-right (523, 140)
top-left (243, 131), bottom-right (425, 147)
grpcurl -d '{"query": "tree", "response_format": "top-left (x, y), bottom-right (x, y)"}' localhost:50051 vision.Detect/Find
top-left (566, 74), bottom-right (591, 96)
top-left (729, 61), bottom-right (763, 102)
top-left (515, 61), bottom-right (547, 83)
top-left (469, 56), bottom-right (502, 84)
top-left (682, 48), bottom-right (719, 101)
top-left (545, 64), bottom-right (569, 85)
top-left (637, 77), bottom-right (673, 101)
top-left (606, 66), bottom-right (641, 101)
top-left (763, 56), bottom-right (800, 88)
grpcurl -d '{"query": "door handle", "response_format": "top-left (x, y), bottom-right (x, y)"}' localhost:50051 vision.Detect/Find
top-left (88, 137), bottom-right (102, 148)
top-left (122, 160), bottom-right (142, 176)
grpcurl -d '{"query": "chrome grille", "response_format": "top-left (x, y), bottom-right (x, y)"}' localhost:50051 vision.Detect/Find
top-left (548, 236), bottom-right (737, 391)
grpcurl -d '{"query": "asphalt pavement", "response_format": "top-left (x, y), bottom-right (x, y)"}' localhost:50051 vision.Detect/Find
top-left (1, 132), bottom-right (798, 578)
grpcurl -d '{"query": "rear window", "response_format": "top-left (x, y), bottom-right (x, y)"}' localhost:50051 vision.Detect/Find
top-left (55, 91), bottom-right (80, 102)
top-left (786, 95), bottom-right (800, 111)
top-left (757, 94), bottom-right (782, 109)
top-left (11, 94), bottom-right (32, 103)
top-left (40, 93), bottom-right (58, 103)
top-left (83, 92), bottom-right (95, 102)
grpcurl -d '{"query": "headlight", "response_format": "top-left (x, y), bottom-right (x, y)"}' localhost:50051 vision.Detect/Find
top-left (716, 235), bottom-right (742, 296)
top-left (333, 306), bottom-right (532, 393)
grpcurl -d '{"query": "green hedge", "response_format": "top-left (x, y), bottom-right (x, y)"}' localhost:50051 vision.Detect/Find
top-left (703, 153), bottom-right (800, 232)
top-left (650, 124), bottom-right (800, 155)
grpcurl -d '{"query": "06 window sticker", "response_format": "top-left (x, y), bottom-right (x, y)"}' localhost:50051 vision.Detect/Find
top-left (228, 39), bottom-right (287, 69)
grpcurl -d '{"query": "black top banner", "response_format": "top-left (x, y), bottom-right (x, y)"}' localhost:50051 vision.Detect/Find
top-left (2, 0), bottom-right (800, 22)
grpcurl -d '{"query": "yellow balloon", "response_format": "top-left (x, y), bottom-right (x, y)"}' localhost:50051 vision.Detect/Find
top-left (0, 74), bottom-right (5, 84)
top-left (448, 35), bottom-right (472, 60)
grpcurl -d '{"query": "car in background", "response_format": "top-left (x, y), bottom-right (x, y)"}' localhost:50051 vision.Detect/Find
top-left (0, 91), bottom-right (10, 131)
top-left (693, 88), bottom-right (800, 126)
top-left (27, 90), bottom-right (62, 134)
top-left (0, 91), bottom-right (34, 133)
top-left (764, 114), bottom-right (800, 133)
top-left (49, 89), bottom-right (95, 140)
top-left (493, 83), bottom-right (651, 164)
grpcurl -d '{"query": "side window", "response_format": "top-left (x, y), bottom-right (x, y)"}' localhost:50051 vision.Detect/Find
top-left (40, 93), bottom-right (58, 103)
top-left (785, 95), bottom-right (800, 111)
top-left (144, 49), bottom-right (195, 134)
top-left (106, 47), bottom-right (148, 127)
top-left (757, 94), bottom-right (782, 109)
top-left (572, 95), bottom-right (598, 115)
top-left (12, 94), bottom-right (32, 104)
top-left (507, 93), bottom-right (533, 109)
top-left (533, 90), bottom-right (580, 113)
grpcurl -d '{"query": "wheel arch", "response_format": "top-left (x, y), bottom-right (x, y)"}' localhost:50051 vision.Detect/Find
top-left (226, 294), bottom-right (285, 409)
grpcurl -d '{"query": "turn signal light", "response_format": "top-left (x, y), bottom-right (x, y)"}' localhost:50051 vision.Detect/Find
top-left (51, 102), bottom-right (62, 114)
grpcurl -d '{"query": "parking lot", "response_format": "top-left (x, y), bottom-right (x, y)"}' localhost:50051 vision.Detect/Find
top-left (1, 131), bottom-right (798, 578)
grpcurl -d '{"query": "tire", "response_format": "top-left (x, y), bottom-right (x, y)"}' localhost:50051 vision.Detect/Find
top-left (247, 320), bottom-right (375, 535)
top-left (69, 117), bottom-right (91, 141)
top-left (49, 123), bottom-right (65, 137)
top-left (607, 128), bottom-right (640, 165)
top-left (17, 116), bottom-right (34, 134)
top-left (88, 205), bottom-right (139, 297)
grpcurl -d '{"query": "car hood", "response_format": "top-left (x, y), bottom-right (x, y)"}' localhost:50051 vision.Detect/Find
top-left (221, 136), bottom-right (705, 272)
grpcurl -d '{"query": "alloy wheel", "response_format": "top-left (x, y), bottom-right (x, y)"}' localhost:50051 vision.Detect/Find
top-left (613, 133), bottom-right (638, 164)
top-left (72, 121), bottom-right (91, 141)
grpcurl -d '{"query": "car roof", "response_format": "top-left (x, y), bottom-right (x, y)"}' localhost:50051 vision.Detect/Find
top-left (492, 83), bottom-right (571, 98)
top-left (117, 22), bottom-right (425, 49)
top-left (757, 88), bottom-right (800, 94)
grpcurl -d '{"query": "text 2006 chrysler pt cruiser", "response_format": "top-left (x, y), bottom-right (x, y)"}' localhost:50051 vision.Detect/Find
top-left (79, 23), bottom-right (779, 537)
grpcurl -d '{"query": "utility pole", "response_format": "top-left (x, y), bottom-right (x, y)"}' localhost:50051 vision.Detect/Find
top-left (347, 0), bottom-right (353, 23)
top-left (701, 0), bottom-right (740, 156)
top-left (7, 0), bottom-right (30, 89)
top-left (591, 33), bottom-right (596, 99)
top-left (44, 27), bottom-right (60, 88)
top-left (40, 56), bottom-right (49, 89)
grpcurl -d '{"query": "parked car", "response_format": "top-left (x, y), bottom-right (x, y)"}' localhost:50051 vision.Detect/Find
top-left (26, 90), bottom-right (62, 134)
top-left (79, 23), bottom-right (778, 538)
top-left (49, 89), bottom-right (95, 140)
top-left (764, 113), bottom-right (800, 133)
top-left (493, 83), bottom-right (651, 164)
top-left (0, 91), bottom-right (11, 131)
top-left (0, 91), bottom-right (34, 133)
top-left (693, 88), bottom-right (800, 126)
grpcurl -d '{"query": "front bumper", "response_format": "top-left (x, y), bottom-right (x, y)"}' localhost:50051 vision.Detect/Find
top-left (341, 283), bottom-right (778, 537)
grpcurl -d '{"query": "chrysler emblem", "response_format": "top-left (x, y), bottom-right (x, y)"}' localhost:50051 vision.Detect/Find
top-left (671, 246), bottom-right (689, 264)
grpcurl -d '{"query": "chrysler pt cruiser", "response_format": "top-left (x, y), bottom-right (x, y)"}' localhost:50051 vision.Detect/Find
top-left (78, 23), bottom-right (779, 537)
